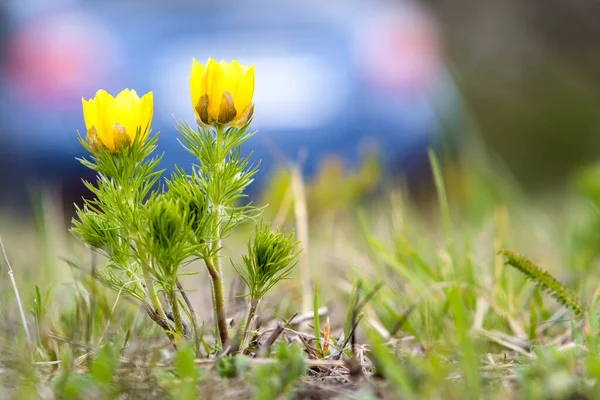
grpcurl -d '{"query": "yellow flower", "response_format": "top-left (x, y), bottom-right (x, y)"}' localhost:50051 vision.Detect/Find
top-left (82, 89), bottom-right (153, 153)
top-left (190, 58), bottom-right (255, 127)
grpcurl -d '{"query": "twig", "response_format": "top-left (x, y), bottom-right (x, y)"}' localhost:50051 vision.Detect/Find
top-left (177, 280), bottom-right (201, 357)
top-left (259, 313), bottom-right (298, 357)
top-left (0, 236), bottom-right (32, 344)
top-left (389, 303), bottom-right (418, 337)
top-left (350, 284), bottom-right (362, 354)
top-left (289, 307), bottom-right (329, 327)
top-left (291, 163), bottom-right (311, 316)
top-left (113, 357), bottom-right (374, 371)
top-left (297, 334), bottom-right (319, 359)
top-left (474, 328), bottom-right (534, 358)
top-left (333, 315), bottom-right (363, 360)
top-left (355, 281), bottom-right (384, 313)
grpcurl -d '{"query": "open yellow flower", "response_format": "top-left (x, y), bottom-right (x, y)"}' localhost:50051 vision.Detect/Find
top-left (82, 89), bottom-right (153, 153)
top-left (190, 58), bottom-right (254, 127)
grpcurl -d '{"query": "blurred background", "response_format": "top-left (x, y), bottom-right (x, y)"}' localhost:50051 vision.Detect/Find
top-left (0, 0), bottom-right (450, 212)
top-left (1, 0), bottom-right (600, 213)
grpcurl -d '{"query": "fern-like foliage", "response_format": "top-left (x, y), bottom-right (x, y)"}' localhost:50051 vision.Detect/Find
top-left (500, 250), bottom-right (583, 316)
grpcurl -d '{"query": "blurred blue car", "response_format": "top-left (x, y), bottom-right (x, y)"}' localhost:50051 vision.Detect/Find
top-left (0, 0), bottom-right (448, 204)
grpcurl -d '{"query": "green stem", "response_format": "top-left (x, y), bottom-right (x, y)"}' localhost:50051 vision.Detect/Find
top-left (205, 257), bottom-right (228, 348)
top-left (167, 286), bottom-right (184, 337)
top-left (134, 238), bottom-right (168, 322)
top-left (239, 297), bottom-right (260, 353)
top-left (206, 124), bottom-right (228, 349)
top-left (116, 154), bottom-right (168, 323)
top-left (145, 273), bottom-right (167, 320)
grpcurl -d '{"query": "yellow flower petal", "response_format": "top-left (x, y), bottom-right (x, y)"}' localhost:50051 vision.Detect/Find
top-left (115, 89), bottom-right (135, 142)
top-left (94, 90), bottom-right (116, 151)
top-left (223, 60), bottom-right (243, 103)
top-left (138, 92), bottom-right (154, 142)
top-left (82, 98), bottom-right (95, 132)
top-left (203, 58), bottom-right (225, 122)
top-left (81, 88), bottom-right (153, 154)
top-left (189, 58), bottom-right (255, 127)
top-left (190, 58), bottom-right (205, 119)
top-left (234, 65), bottom-right (255, 117)
top-left (232, 103), bottom-right (254, 128)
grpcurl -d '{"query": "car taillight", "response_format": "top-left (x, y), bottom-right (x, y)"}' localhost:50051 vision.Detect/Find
top-left (355, 5), bottom-right (442, 93)
top-left (3, 12), bottom-right (120, 108)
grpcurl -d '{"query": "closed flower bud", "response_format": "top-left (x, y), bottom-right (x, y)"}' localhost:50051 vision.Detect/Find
top-left (82, 89), bottom-right (153, 153)
top-left (72, 211), bottom-right (118, 252)
top-left (187, 196), bottom-right (208, 235)
top-left (149, 200), bottom-right (183, 251)
top-left (235, 224), bottom-right (300, 299)
top-left (189, 58), bottom-right (255, 128)
top-left (252, 229), bottom-right (291, 278)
